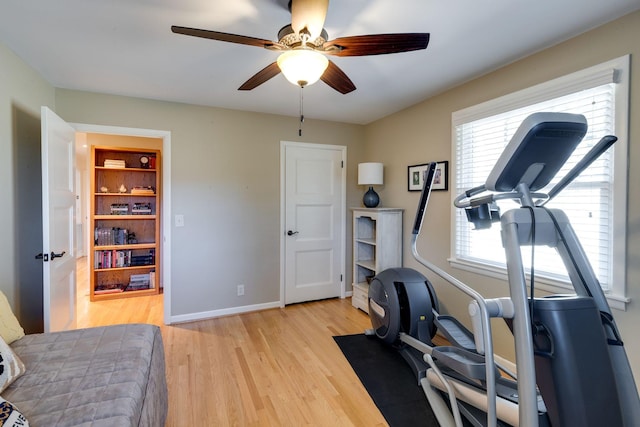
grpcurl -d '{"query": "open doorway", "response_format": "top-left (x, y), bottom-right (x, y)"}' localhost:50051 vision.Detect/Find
top-left (73, 124), bottom-right (171, 326)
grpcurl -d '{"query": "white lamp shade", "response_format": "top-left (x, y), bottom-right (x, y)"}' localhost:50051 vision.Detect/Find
top-left (358, 162), bottom-right (384, 185)
top-left (277, 49), bottom-right (329, 87)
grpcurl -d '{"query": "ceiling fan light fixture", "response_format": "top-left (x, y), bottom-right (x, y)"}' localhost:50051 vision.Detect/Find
top-left (291, 0), bottom-right (329, 41)
top-left (277, 48), bottom-right (329, 87)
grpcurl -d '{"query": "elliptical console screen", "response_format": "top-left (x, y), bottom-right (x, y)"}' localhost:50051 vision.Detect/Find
top-left (412, 162), bottom-right (437, 235)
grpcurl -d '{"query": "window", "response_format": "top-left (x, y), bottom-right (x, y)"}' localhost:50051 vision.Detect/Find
top-left (451, 56), bottom-right (630, 310)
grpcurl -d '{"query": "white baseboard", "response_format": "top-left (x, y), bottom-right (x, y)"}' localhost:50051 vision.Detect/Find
top-left (167, 301), bottom-right (281, 325)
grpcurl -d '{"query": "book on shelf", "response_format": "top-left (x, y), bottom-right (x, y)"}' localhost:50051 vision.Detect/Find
top-left (95, 249), bottom-right (132, 269)
top-left (131, 202), bottom-right (152, 215)
top-left (94, 227), bottom-right (129, 246)
top-left (131, 186), bottom-right (155, 195)
top-left (130, 249), bottom-right (155, 266)
top-left (128, 273), bottom-right (151, 290)
top-left (103, 159), bottom-right (126, 168)
top-left (94, 283), bottom-right (126, 294)
top-left (110, 203), bottom-right (129, 215)
top-left (149, 270), bottom-right (156, 289)
top-left (126, 284), bottom-right (150, 291)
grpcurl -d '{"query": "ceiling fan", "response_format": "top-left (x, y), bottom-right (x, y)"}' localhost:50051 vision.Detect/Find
top-left (171, 0), bottom-right (430, 94)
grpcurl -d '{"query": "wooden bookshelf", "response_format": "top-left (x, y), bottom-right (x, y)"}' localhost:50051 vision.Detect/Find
top-left (89, 146), bottom-right (161, 301)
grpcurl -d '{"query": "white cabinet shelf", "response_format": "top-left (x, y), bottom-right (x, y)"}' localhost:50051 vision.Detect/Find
top-left (355, 237), bottom-right (376, 245)
top-left (351, 208), bottom-right (403, 313)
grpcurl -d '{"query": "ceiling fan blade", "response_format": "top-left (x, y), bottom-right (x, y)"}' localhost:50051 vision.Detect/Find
top-left (171, 26), bottom-right (283, 50)
top-left (238, 62), bottom-right (282, 91)
top-left (323, 33), bottom-right (430, 57)
top-left (320, 60), bottom-right (356, 94)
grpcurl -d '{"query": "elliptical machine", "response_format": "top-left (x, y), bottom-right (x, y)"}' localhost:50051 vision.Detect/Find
top-left (367, 112), bottom-right (640, 426)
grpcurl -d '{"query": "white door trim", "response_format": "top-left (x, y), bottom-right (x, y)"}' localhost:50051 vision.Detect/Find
top-left (280, 141), bottom-right (347, 307)
top-left (71, 123), bottom-right (172, 325)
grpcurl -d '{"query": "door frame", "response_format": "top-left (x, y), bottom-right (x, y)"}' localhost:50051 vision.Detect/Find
top-left (279, 141), bottom-right (347, 307)
top-left (71, 123), bottom-right (172, 325)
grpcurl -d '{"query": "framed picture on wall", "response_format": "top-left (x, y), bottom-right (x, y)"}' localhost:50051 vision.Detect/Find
top-left (408, 161), bottom-right (448, 191)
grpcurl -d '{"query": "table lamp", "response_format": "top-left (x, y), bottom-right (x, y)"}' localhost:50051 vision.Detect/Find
top-left (358, 163), bottom-right (384, 208)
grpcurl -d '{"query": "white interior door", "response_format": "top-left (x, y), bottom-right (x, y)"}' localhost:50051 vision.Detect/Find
top-left (283, 142), bottom-right (345, 304)
top-left (41, 106), bottom-right (77, 332)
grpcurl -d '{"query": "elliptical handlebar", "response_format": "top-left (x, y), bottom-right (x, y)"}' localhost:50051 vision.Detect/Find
top-left (538, 135), bottom-right (617, 206)
top-left (453, 186), bottom-right (488, 209)
top-left (410, 164), bottom-right (500, 426)
top-left (453, 184), bottom-right (491, 209)
top-left (412, 162), bottom-right (437, 235)
top-left (455, 189), bottom-right (550, 209)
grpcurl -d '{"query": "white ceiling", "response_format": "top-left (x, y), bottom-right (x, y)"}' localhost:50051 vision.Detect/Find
top-left (1, 0), bottom-right (639, 124)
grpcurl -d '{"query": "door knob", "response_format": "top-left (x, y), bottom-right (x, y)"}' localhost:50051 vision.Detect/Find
top-left (287, 230), bottom-right (299, 236)
top-left (50, 251), bottom-right (66, 260)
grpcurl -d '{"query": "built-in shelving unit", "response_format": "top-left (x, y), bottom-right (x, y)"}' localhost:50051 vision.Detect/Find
top-left (351, 208), bottom-right (403, 313)
top-left (89, 146), bottom-right (161, 301)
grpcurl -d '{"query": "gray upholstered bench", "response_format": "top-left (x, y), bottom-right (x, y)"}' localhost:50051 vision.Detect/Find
top-left (4, 324), bottom-right (168, 426)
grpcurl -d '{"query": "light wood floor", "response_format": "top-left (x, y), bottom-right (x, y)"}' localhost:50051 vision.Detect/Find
top-left (76, 259), bottom-right (389, 426)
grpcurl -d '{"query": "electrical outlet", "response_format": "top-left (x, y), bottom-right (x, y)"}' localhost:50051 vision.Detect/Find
top-left (237, 284), bottom-right (245, 296)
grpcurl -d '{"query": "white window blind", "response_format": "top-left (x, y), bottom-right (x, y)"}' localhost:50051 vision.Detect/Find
top-left (451, 56), bottom-right (629, 305)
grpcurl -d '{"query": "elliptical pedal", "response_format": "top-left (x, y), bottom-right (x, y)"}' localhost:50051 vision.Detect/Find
top-left (435, 315), bottom-right (477, 352)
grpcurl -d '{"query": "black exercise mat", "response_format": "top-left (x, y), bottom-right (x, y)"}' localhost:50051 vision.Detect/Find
top-left (334, 334), bottom-right (439, 426)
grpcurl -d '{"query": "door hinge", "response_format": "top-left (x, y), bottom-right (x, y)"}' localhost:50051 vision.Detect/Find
top-left (340, 274), bottom-right (343, 282)
top-left (341, 161), bottom-right (344, 168)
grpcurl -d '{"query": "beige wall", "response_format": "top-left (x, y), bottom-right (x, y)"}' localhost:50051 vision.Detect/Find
top-left (0, 43), bottom-right (55, 332)
top-left (54, 90), bottom-right (366, 317)
top-left (365, 11), bottom-right (640, 379)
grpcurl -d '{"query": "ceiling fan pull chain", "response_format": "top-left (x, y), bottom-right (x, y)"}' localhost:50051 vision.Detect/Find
top-left (299, 86), bottom-right (305, 136)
